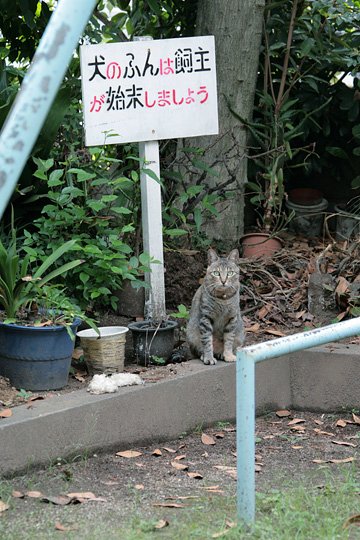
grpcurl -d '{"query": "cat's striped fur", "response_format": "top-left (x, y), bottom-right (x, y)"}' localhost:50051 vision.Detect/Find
top-left (186, 248), bottom-right (244, 365)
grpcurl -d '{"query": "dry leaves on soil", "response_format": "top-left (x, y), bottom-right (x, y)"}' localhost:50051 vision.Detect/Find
top-left (240, 237), bottom-right (360, 333)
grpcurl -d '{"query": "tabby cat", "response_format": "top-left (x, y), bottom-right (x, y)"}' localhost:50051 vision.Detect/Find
top-left (186, 248), bottom-right (244, 365)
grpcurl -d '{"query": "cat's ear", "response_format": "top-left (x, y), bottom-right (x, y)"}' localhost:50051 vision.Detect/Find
top-left (208, 248), bottom-right (219, 265)
top-left (227, 249), bottom-right (240, 264)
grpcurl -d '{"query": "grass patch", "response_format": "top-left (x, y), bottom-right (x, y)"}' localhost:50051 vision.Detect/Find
top-left (122, 468), bottom-right (360, 539)
top-left (1, 468), bottom-right (360, 539)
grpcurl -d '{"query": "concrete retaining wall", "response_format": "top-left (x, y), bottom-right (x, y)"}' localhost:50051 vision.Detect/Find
top-left (1, 344), bottom-right (359, 476)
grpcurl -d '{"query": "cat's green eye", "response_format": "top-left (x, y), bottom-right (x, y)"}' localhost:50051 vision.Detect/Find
top-left (212, 271), bottom-right (220, 276)
top-left (227, 271), bottom-right (235, 277)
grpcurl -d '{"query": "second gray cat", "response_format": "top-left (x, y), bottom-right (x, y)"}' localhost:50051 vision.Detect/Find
top-left (186, 248), bottom-right (244, 365)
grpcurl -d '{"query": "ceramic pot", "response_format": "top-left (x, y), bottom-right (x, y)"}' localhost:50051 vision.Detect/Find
top-left (0, 318), bottom-right (81, 390)
top-left (286, 197), bottom-right (328, 237)
top-left (334, 204), bottom-right (360, 240)
top-left (240, 233), bottom-right (283, 258)
top-left (288, 188), bottom-right (324, 206)
top-left (128, 320), bottom-right (177, 366)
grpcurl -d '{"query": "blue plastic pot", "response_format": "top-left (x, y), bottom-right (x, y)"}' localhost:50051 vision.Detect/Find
top-left (0, 318), bottom-right (81, 391)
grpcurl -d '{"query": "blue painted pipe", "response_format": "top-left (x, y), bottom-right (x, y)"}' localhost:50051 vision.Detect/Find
top-left (0, 0), bottom-right (97, 219)
top-left (236, 317), bottom-right (360, 523)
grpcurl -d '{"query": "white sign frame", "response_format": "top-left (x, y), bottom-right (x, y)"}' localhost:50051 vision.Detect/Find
top-left (80, 36), bottom-right (218, 146)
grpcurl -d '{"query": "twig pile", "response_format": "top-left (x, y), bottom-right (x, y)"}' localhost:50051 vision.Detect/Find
top-left (240, 236), bottom-right (360, 335)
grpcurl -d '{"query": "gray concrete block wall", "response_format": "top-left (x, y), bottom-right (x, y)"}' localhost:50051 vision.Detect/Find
top-left (1, 345), bottom-right (360, 476)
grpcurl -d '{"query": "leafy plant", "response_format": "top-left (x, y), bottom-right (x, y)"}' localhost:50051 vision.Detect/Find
top-left (170, 304), bottom-right (190, 320)
top-left (150, 355), bottom-right (166, 365)
top-left (24, 153), bottom-right (153, 311)
top-left (0, 224), bottom-right (82, 320)
top-left (239, 0), bottom-right (360, 232)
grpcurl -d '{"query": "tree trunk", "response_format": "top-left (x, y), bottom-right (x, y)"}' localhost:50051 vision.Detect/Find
top-left (188, 0), bottom-right (265, 249)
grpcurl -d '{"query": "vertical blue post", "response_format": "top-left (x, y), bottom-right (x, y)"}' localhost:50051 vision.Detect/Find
top-left (236, 349), bottom-right (255, 523)
top-left (0, 0), bottom-right (97, 219)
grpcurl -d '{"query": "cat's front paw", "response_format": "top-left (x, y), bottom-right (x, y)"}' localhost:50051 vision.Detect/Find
top-left (224, 352), bottom-right (237, 363)
top-left (202, 355), bottom-right (217, 365)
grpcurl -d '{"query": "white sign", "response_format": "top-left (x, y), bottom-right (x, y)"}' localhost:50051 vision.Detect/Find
top-left (80, 36), bottom-right (218, 146)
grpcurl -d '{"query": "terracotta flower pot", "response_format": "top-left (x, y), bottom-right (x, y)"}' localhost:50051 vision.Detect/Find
top-left (240, 233), bottom-right (282, 258)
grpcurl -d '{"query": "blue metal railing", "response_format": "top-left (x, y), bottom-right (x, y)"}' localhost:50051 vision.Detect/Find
top-left (0, 0), bottom-right (97, 219)
top-left (236, 316), bottom-right (360, 523)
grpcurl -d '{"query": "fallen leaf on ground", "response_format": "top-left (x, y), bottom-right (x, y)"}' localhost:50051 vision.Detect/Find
top-left (314, 419), bottom-right (324, 425)
top-left (163, 447), bottom-right (177, 453)
top-left (332, 440), bottom-right (357, 448)
top-left (265, 329), bottom-right (285, 337)
top-left (55, 522), bottom-right (78, 532)
top-left (66, 492), bottom-right (106, 502)
top-left (171, 461), bottom-right (188, 471)
top-left (214, 432), bottom-right (225, 438)
top-left (201, 433), bottom-right (216, 445)
top-left (288, 418), bottom-right (305, 425)
top-left (155, 519), bottom-right (169, 529)
top-left (101, 480), bottom-right (119, 486)
top-left (187, 472), bottom-right (203, 479)
top-left (292, 445), bottom-right (303, 450)
top-left (152, 449), bottom-right (162, 456)
top-left (26, 491), bottom-right (43, 498)
top-left (74, 372), bottom-right (86, 382)
top-left (212, 519), bottom-right (236, 538)
top-left (0, 408), bottom-right (12, 418)
top-left (344, 514), bottom-right (360, 528)
top-left (276, 410), bottom-right (291, 418)
top-left (173, 454), bottom-right (186, 461)
top-left (314, 428), bottom-right (334, 436)
top-left (313, 457), bottom-right (355, 464)
top-left (166, 496), bottom-right (199, 500)
top-left (352, 413), bottom-right (360, 425)
top-left (245, 323), bottom-right (260, 333)
top-left (290, 425), bottom-right (305, 432)
top-left (153, 502), bottom-right (186, 508)
top-left (213, 465), bottom-right (237, 480)
top-left (116, 450), bottom-right (142, 458)
top-left (336, 419), bottom-right (349, 428)
top-left (0, 501), bottom-right (9, 512)
top-left (12, 490), bottom-right (24, 498)
top-left (135, 484), bottom-right (144, 490)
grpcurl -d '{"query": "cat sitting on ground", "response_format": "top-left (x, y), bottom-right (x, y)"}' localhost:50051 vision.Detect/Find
top-left (186, 248), bottom-right (244, 365)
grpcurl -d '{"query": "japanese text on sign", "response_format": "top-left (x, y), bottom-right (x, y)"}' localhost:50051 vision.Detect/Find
top-left (80, 36), bottom-right (218, 146)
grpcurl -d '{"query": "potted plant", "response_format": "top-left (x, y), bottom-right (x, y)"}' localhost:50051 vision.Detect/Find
top-left (127, 318), bottom-right (178, 367)
top-left (0, 225), bottom-right (96, 390)
top-left (334, 195), bottom-right (360, 241)
top-left (232, 0), bottom-right (332, 254)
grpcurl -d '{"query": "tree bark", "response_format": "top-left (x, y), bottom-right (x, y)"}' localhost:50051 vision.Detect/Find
top-left (188, 0), bottom-right (265, 249)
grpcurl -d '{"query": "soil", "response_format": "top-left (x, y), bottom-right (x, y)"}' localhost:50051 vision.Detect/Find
top-left (2, 410), bottom-right (360, 538)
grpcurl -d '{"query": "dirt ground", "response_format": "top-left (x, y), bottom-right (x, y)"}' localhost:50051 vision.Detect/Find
top-left (1, 410), bottom-right (360, 538)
